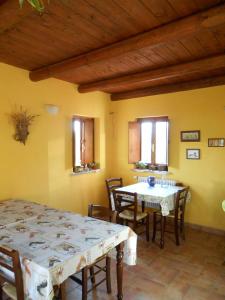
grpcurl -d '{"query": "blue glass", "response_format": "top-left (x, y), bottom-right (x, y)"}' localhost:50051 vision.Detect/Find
top-left (147, 176), bottom-right (155, 187)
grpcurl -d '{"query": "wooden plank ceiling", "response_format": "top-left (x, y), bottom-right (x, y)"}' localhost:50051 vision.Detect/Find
top-left (1, 0), bottom-right (225, 100)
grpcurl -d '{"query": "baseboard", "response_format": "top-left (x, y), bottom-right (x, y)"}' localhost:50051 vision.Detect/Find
top-left (186, 222), bottom-right (225, 236)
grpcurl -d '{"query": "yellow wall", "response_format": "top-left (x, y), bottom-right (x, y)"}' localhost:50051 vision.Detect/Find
top-left (109, 88), bottom-right (225, 231)
top-left (1, 62), bottom-right (225, 231)
top-left (0, 63), bottom-right (110, 214)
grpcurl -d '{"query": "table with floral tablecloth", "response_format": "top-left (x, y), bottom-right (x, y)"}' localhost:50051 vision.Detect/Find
top-left (0, 199), bottom-right (137, 300)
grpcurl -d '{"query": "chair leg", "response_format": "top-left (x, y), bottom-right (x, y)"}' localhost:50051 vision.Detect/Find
top-left (180, 214), bottom-right (185, 240)
top-left (116, 214), bottom-right (121, 224)
top-left (133, 220), bottom-right (137, 234)
top-left (145, 215), bottom-right (150, 242)
top-left (106, 256), bottom-right (112, 294)
top-left (174, 218), bottom-right (180, 246)
top-left (141, 201), bottom-right (145, 213)
top-left (141, 201), bottom-right (145, 224)
top-left (152, 213), bottom-right (157, 242)
top-left (82, 267), bottom-right (88, 300)
top-left (90, 266), bottom-right (95, 284)
top-left (160, 216), bottom-right (166, 249)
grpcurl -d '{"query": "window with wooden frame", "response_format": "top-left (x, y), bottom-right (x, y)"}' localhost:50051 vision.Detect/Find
top-left (128, 116), bottom-right (169, 167)
top-left (72, 116), bottom-right (94, 171)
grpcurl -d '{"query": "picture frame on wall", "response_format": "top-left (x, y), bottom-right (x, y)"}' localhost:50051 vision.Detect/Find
top-left (181, 130), bottom-right (200, 142)
top-left (186, 149), bottom-right (200, 160)
top-left (208, 138), bottom-right (224, 147)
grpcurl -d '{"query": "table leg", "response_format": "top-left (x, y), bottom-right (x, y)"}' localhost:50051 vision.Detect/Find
top-left (0, 285), bottom-right (3, 300)
top-left (160, 216), bottom-right (166, 249)
top-left (116, 242), bottom-right (124, 300)
top-left (59, 280), bottom-right (66, 300)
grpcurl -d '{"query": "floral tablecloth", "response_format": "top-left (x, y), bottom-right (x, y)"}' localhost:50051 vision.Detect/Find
top-left (0, 199), bottom-right (137, 300)
top-left (116, 183), bottom-right (188, 216)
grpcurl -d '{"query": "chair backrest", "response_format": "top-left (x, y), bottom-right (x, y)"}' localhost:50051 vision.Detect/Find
top-left (0, 246), bottom-right (24, 300)
top-left (88, 204), bottom-right (117, 223)
top-left (174, 187), bottom-right (189, 218)
top-left (105, 178), bottom-right (123, 210)
top-left (112, 190), bottom-right (138, 221)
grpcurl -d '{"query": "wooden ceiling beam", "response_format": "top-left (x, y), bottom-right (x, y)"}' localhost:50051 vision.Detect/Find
top-left (29, 3), bottom-right (225, 82)
top-left (78, 54), bottom-right (225, 93)
top-left (110, 74), bottom-right (225, 101)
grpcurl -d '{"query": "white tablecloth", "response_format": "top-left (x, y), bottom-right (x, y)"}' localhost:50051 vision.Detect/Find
top-left (0, 199), bottom-right (137, 300)
top-left (116, 183), bottom-right (186, 216)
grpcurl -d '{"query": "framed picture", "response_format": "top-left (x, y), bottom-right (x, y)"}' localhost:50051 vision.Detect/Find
top-left (186, 149), bottom-right (200, 160)
top-left (208, 138), bottom-right (224, 147)
top-left (181, 130), bottom-right (200, 142)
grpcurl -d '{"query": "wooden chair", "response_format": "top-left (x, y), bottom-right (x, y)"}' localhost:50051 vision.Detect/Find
top-left (113, 190), bottom-right (150, 241)
top-left (0, 247), bottom-right (67, 300)
top-left (106, 178), bottom-right (145, 213)
top-left (105, 178), bottom-right (123, 211)
top-left (152, 186), bottom-right (189, 248)
top-left (69, 205), bottom-right (114, 300)
top-left (0, 246), bottom-right (24, 300)
top-left (88, 204), bottom-right (117, 222)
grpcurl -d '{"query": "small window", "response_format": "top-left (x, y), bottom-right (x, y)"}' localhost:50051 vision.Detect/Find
top-left (72, 116), bottom-right (94, 171)
top-left (128, 116), bottom-right (169, 167)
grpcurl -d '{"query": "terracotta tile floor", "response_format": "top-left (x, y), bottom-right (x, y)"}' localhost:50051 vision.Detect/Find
top-left (66, 227), bottom-right (225, 300)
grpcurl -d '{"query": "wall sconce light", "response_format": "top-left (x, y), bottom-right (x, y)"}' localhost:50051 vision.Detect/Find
top-left (44, 104), bottom-right (59, 115)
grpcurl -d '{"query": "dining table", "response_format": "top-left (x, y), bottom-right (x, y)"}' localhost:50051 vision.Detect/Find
top-left (116, 182), bottom-right (186, 216)
top-left (0, 199), bottom-right (137, 300)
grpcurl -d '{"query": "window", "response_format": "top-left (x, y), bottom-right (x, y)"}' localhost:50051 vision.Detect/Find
top-left (128, 116), bottom-right (169, 167)
top-left (72, 116), bottom-right (94, 171)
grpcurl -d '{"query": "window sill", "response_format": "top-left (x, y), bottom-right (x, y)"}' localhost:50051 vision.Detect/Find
top-left (71, 169), bottom-right (101, 176)
top-left (131, 169), bottom-right (171, 175)
top-left (132, 169), bottom-right (150, 173)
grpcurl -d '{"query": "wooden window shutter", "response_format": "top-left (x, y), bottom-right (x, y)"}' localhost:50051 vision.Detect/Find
top-left (82, 118), bottom-right (94, 164)
top-left (128, 121), bottom-right (141, 163)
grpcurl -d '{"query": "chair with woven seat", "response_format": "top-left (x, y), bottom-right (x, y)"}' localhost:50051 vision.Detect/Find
top-left (106, 178), bottom-right (145, 214)
top-left (69, 205), bottom-right (115, 300)
top-left (152, 186), bottom-right (189, 248)
top-left (0, 246), bottom-right (24, 300)
top-left (113, 190), bottom-right (150, 241)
